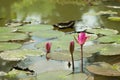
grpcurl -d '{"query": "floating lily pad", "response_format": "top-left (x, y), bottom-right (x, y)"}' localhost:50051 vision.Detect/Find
top-left (87, 62), bottom-right (120, 76)
top-left (99, 44), bottom-right (120, 56)
top-left (98, 35), bottom-right (120, 43)
top-left (108, 16), bottom-right (120, 21)
top-left (6, 69), bottom-right (33, 79)
top-left (0, 42), bottom-right (22, 51)
top-left (0, 27), bottom-right (17, 33)
top-left (0, 33), bottom-right (29, 42)
top-left (30, 30), bottom-right (64, 39)
top-left (0, 49), bottom-right (44, 61)
top-left (86, 28), bottom-right (118, 35)
top-left (36, 70), bottom-right (93, 80)
top-left (18, 24), bottom-right (53, 32)
top-left (0, 71), bottom-right (7, 76)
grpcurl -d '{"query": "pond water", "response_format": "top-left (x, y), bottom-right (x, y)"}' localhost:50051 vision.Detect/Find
top-left (0, 0), bottom-right (120, 80)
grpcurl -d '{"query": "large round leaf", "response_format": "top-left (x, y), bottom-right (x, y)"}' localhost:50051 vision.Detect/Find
top-left (0, 49), bottom-right (44, 61)
top-left (0, 33), bottom-right (29, 42)
top-left (0, 42), bottom-right (22, 51)
top-left (36, 70), bottom-right (93, 80)
top-left (18, 24), bottom-right (53, 32)
top-left (0, 27), bottom-right (17, 33)
top-left (87, 62), bottom-right (120, 76)
top-left (98, 35), bottom-right (120, 43)
top-left (86, 28), bottom-right (118, 35)
top-left (30, 30), bottom-right (64, 38)
top-left (99, 44), bottom-right (120, 56)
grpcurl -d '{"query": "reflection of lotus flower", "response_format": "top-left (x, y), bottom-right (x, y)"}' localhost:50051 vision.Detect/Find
top-left (74, 32), bottom-right (88, 73)
top-left (45, 42), bottom-right (51, 60)
top-left (69, 41), bottom-right (75, 73)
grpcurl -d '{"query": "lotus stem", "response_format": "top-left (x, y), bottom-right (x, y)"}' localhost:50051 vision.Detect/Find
top-left (80, 44), bottom-right (83, 73)
top-left (71, 53), bottom-right (75, 73)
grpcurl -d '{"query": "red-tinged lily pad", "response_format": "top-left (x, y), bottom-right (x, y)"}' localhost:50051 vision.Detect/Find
top-left (0, 42), bottom-right (22, 51)
top-left (87, 62), bottom-right (120, 76)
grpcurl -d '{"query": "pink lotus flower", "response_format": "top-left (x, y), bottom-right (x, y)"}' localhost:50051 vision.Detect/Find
top-left (45, 42), bottom-right (51, 53)
top-left (76, 32), bottom-right (88, 45)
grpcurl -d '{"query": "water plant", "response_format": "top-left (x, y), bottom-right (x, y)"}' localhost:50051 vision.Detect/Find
top-left (69, 40), bottom-right (75, 73)
top-left (74, 32), bottom-right (88, 72)
top-left (45, 42), bottom-right (52, 60)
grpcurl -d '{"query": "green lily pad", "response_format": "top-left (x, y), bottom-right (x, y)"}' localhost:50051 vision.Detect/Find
top-left (87, 62), bottom-right (120, 76)
top-left (6, 69), bottom-right (33, 79)
top-left (30, 30), bottom-right (64, 38)
top-left (0, 33), bottom-right (29, 42)
top-left (0, 27), bottom-right (17, 33)
top-left (99, 44), bottom-right (120, 56)
top-left (36, 70), bottom-right (93, 80)
top-left (0, 49), bottom-right (45, 61)
top-left (18, 24), bottom-right (53, 32)
top-left (86, 28), bottom-right (118, 35)
top-left (0, 42), bottom-right (22, 51)
top-left (98, 35), bottom-right (120, 43)
top-left (108, 16), bottom-right (120, 21)
top-left (0, 71), bottom-right (7, 76)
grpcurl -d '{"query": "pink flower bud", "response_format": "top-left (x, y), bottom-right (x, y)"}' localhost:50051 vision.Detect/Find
top-left (69, 41), bottom-right (74, 54)
top-left (45, 42), bottom-right (51, 53)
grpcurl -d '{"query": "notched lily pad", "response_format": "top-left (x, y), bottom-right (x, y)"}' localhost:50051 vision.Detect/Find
top-left (0, 33), bottom-right (29, 42)
top-left (30, 30), bottom-right (64, 39)
top-left (86, 28), bottom-right (118, 35)
top-left (98, 35), bottom-right (120, 43)
top-left (0, 49), bottom-right (45, 61)
top-left (87, 62), bottom-right (120, 76)
top-left (99, 44), bottom-right (120, 56)
top-left (0, 42), bottom-right (22, 51)
top-left (0, 27), bottom-right (17, 33)
top-left (36, 70), bottom-right (93, 80)
top-left (18, 24), bottom-right (53, 32)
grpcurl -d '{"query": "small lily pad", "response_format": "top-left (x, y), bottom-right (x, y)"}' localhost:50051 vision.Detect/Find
top-left (99, 44), bottom-right (120, 56)
top-left (36, 70), bottom-right (93, 80)
top-left (86, 28), bottom-right (118, 35)
top-left (108, 16), bottom-right (120, 21)
top-left (0, 33), bottom-right (29, 42)
top-left (0, 27), bottom-right (17, 33)
top-left (0, 49), bottom-right (45, 61)
top-left (0, 71), bottom-right (7, 76)
top-left (0, 42), bottom-right (22, 51)
top-left (30, 30), bottom-right (64, 39)
top-left (98, 35), bottom-right (120, 43)
top-left (18, 24), bottom-right (53, 32)
top-left (87, 62), bottom-right (120, 76)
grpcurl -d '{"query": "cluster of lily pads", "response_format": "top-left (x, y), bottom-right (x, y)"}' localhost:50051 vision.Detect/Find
top-left (0, 24), bottom-right (120, 80)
